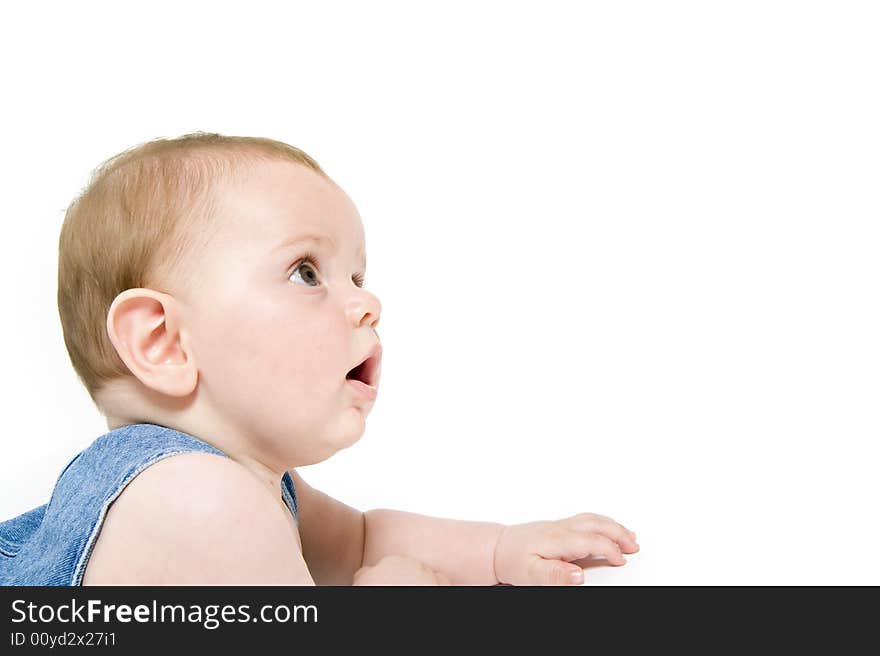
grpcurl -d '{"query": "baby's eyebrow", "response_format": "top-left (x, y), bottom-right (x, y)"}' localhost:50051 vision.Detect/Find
top-left (273, 233), bottom-right (366, 270)
top-left (273, 233), bottom-right (335, 252)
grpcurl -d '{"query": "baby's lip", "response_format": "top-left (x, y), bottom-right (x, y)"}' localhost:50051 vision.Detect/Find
top-left (346, 343), bottom-right (382, 387)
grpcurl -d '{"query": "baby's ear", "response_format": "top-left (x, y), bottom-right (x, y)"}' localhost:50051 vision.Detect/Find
top-left (106, 288), bottom-right (197, 397)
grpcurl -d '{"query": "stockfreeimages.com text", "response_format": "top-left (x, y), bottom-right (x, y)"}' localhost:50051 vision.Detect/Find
top-left (10, 599), bottom-right (317, 630)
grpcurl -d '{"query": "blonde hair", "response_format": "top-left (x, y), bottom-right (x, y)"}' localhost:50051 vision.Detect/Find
top-left (57, 131), bottom-right (328, 409)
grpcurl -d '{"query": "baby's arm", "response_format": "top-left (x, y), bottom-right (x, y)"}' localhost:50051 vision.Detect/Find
top-left (292, 471), bottom-right (638, 585)
top-left (290, 470), bottom-right (366, 585)
top-left (363, 509), bottom-right (505, 585)
top-left (290, 470), bottom-right (502, 585)
top-left (362, 511), bottom-right (639, 586)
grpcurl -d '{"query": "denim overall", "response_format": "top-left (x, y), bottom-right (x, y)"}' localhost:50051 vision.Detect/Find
top-left (0, 422), bottom-right (298, 585)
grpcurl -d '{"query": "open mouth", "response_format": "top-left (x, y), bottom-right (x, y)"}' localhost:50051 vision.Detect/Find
top-left (346, 349), bottom-right (380, 388)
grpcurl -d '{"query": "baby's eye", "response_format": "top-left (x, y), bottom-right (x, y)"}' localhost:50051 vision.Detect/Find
top-left (289, 255), bottom-right (320, 287)
top-left (288, 252), bottom-right (367, 289)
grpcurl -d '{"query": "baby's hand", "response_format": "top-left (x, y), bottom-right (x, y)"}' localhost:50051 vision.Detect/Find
top-left (353, 554), bottom-right (452, 586)
top-left (493, 513), bottom-right (639, 585)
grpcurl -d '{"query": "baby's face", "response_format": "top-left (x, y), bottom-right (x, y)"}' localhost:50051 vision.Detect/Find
top-left (178, 160), bottom-right (382, 465)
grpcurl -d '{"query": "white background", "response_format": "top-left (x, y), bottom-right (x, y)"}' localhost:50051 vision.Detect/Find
top-left (1, 1), bottom-right (877, 585)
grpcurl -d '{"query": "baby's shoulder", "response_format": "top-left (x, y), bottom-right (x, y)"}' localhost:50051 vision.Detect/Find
top-left (127, 450), bottom-right (264, 508)
top-left (82, 452), bottom-right (305, 584)
top-left (124, 451), bottom-right (257, 504)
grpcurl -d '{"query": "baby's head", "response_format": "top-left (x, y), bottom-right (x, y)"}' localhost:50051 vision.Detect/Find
top-left (58, 132), bottom-right (382, 466)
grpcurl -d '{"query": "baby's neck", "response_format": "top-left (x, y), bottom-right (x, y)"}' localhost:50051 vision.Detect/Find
top-left (97, 377), bottom-right (291, 503)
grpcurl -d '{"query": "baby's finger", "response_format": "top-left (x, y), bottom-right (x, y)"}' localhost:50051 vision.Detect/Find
top-left (542, 530), bottom-right (627, 566)
top-left (569, 511), bottom-right (636, 535)
top-left (568, 513), bottom-right (639, 552)
top-left (527, 554), bottom-right (585, 586)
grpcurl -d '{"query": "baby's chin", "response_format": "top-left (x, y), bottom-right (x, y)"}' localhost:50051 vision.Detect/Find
top-left (334, 416), bottom-right (367, 451)
top-left (297, 418), bottom-right (366, 465)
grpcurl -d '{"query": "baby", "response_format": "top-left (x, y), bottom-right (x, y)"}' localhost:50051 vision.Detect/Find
top-left (0, 132), bottom-right (638, 586)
